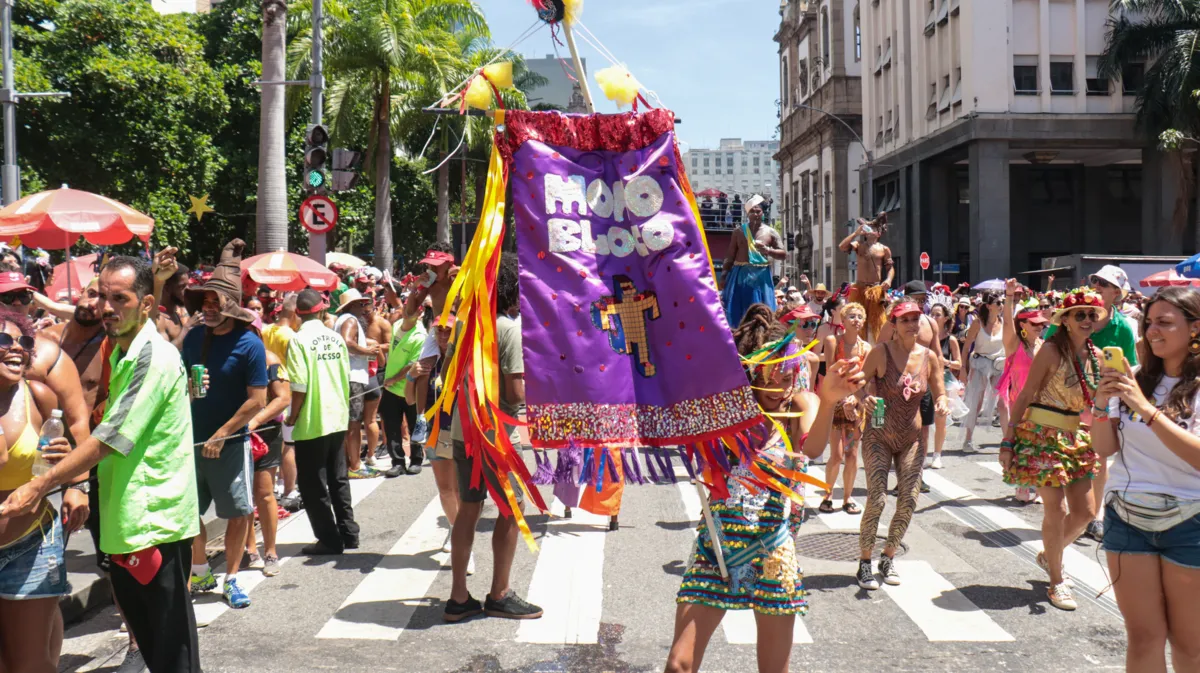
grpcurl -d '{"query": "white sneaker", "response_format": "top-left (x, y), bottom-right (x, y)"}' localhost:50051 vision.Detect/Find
top-left (467, 553), bottom-right (475, 576)
top-left (879, 555), bottom-right (901, 586)
top-left (930, 454), bottom-right (944, 469)
top-left (961, 440), bottom-right (976, 454)
top-left (442, 530), bottom-right (453, 554)
top-left (1036, 551), bottom-right (1074, 587)
top-left (1048, 583), bottom-right (1077, 611)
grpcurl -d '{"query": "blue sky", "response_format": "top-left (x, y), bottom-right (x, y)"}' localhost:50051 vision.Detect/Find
top-left (474, 0), bottom-right (782, 151)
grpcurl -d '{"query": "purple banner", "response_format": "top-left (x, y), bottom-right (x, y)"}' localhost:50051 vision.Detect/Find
top-left (504, 111), bottom-right (762, 448)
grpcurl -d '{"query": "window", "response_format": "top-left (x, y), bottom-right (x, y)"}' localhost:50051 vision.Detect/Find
top-left (821, 8), bottom-right (831, 65)
top-left (782, 58), bottom-right (789, 109)
top-left (754, 168), bottom-right (760, 174)
top-left (927, 82), bottom-right (938, 119)
top-left (939, 74), bottom-right (952, 110)
top-left (1050, 60), bottom-right (1074, 94)
top-left (726, 169), bottom-right (733, 175)
top-left (925, 0), bottom-right (936, 33)
top-left (824, 172), bottom-right (832, 219)
top-left (727, 157), bottom-right (733, 167)
top-left (854, 5), bottom-right (861, 61)
top-left (754, 157), bottom-right (760, 166)
top-left (1122, 62), bottom-right (1145, 94)
top-left (952, 66), bottom-right (962, 104)
top-left (703, 169), bottom-right (709, 175)
top-left (1013, 60), bottom-right (1038, 94)
top-left (1085, 56), bottom-right (1109, 95)
top-left (691, 157), bottom-right (697, 167)
top-left (703, 157), bottom-right (710, 167)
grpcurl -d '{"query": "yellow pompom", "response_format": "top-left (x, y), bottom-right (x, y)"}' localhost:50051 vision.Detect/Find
top-left (464, 76), bottom-right (496, 110)
top-left (482, 62), bottom-right (513, 90)
top-left (595, 64), bottom-right (641, 108)
top-left (564, 0), bottom-right (583, 24)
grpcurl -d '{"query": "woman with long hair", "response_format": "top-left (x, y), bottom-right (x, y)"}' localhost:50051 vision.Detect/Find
top-left (1000, 287), bottom-right (1103, 611)
top-left (1092, 286), bottom-right (1200, 671)
top-left (928, 302), bottom-right (961, 469)
top-left (962, 292), bottom-right (1006, 452)
top-left (0, 307), bottom-right (66, 673)
top-left (815, 296), bottom-right (846, 348)
top-left (245, 322), bottom-right (290, 578)
top-left (997, 279), bottom-right (1049, 503)
top-left (818, 302), bottom-right (869, 513)
top-left (775, 304), bottom-right (821, 392)
top-left (666, 303), bottom-right (865, 673)
top-left (856, 301), bottom-right (948, 589)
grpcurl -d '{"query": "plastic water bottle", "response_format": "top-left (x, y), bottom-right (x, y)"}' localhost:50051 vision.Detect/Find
top-left (33, 410), bottom-right (64, 479)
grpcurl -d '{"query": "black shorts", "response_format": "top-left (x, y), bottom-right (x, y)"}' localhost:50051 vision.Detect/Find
top-left (920, 389), bottom-right (934, 427)
top-left (364, 371), bottom-right (382, 401)
top-left (454, 440), bottom-right (525, 508)
top-left (254, 425), bottom-right (283, 472)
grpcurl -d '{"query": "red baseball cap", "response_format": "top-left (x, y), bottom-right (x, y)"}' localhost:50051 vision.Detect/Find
top-left (0, 272), bottom-right (34, 294)
top-left (419, 250), bottom-right (454, 267)
top-left (891, 301), bottom-right (923, 319)
top-left (779, 304), bottom-right (820, 326)
top-left (1016, 310), bottom-right (1049, 325)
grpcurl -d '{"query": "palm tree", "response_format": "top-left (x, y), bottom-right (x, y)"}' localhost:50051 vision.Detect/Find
top-left (289, 0), bottom-right (487, 273)
top-left (1099, 0), bottom-right (1200, 234)
top-left (256, 0), bottom-right (289, 255)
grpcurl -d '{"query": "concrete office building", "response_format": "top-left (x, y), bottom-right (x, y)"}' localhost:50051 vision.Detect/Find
top-left (861, 0), bottom-right (1189, 284)
top-left (523, 55), bottom-right (589, 110)
top-left (682, 140), bottom-right (781, 270)
top-left (776, 0), bottom-right (866, 287)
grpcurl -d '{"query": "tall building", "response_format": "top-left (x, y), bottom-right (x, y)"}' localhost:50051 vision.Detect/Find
top-left (860, 0), bottom-right (1188, 284)
top-left (776, 0), bottom-right (865, 288)
top-left (523, 55), bottom-right (588, 110)
top-left (682, 139), bottom-right (781, 269)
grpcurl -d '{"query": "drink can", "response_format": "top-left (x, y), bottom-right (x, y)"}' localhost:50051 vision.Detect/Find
top-left (871, 397), bottom-right (886, 429)
top-left (190, 365), bottom-right (208, 398)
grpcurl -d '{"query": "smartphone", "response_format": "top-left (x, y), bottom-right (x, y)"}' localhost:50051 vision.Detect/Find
top-left (1102, 346), bottom-right (1126, 373)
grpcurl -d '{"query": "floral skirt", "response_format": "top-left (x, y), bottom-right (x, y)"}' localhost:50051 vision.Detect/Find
top-left (1002, 419), bottom-right (1099, 488)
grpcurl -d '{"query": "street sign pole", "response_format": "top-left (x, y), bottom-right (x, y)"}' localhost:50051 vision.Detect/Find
top-left (308, 0), bottom-right (326, 264)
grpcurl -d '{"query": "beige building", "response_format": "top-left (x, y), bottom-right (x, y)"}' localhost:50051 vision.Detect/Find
top-left (776, 0), bottom-right (866, 288)
top-left (683, 138), bottom-right (781, 226)
top-left (861, 0), bottom-right (1182, 283)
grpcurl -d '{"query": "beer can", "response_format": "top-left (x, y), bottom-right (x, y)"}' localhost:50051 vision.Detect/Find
top-left (190, 365), bottom-right (208, 398)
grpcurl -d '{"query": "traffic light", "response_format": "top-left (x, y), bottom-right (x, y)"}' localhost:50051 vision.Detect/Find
top-left (786, 232), bottom-right (796, 252)
top-left (330, 148), bottom-right (363, 192)
top-left (303, 124), bottom-right (329, 194)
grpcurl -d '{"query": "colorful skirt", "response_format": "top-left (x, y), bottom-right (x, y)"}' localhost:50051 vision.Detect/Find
top-left (722, 263), bottom-right (775, 329)
top-left (1002, 419), bottom-right (1099, 488)
top-left (677, 473), bottom-right (807, 616)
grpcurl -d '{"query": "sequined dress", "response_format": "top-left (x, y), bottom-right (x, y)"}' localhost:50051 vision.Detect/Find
top-left (677, 434), bottom-right (807, 616)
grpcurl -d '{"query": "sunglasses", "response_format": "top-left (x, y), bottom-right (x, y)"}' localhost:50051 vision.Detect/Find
top-left (0, 290), bottom-right (32, 306)
top-left (798, 319), bottom-right (821, 330)
top-left (0, 333), bottom-right (35, 351)
top-left (1071, 310), bottom-right (1100, 322)
top-left (1091, 277), bottom-right (1116, 290)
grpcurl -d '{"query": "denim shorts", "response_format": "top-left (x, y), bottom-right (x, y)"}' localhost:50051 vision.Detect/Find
top-left (0, 512), bottom-right (68, 600)
top-left (1102, 504), bottom-right (1200, 569)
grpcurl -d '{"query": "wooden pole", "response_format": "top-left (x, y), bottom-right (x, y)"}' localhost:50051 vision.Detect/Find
top-left (562, 23), bottom-right (595, 114)
top-left (695, 480), bottom-right (730, 580)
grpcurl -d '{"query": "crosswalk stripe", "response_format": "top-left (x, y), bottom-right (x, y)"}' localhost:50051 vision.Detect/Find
top-left (976, 461), bottom-right (1004, 476)
top-left (881, 560), bottom-right (1015, 642)
top-left (317, 495), bottom-right (448, 640)
top-left (802, 482), bottom-right (861, 531)
top-left (920, 471), bottom-right (1118, 615)
top-left (515, 499), bottom-right (608, 644)
top-left (193, 476), bottom-right (386, 627)
top-left (674, 481), bottom-right (813, 645)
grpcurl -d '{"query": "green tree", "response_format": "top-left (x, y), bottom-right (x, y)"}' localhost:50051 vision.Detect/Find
top-left (258, 0), bottom-right (290, 253)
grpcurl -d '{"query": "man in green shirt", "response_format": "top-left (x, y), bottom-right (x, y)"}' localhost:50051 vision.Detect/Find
top-left (0, 256), bottom-right (202, 672)
top-left (285, 288), bottom-right (359, 555)
top-left (379, 297), bottom-right (428, 478)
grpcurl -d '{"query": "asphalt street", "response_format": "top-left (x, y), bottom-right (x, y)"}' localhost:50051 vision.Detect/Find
top-left (57, 421), bottom-right (1127, 673)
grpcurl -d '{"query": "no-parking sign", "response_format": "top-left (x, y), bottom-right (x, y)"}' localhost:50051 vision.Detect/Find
top-left (299, 195), bottom-right (339, 234)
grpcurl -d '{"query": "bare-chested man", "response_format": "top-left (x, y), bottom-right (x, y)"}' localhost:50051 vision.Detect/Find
top-left (839, 212), bottom-right (895, 343)
top-left (720, 195), bottom-right (786, 327)
top-left (405, 243), bottom-right (457, 444)
top-left (156, 260), bottom-right (196, 350)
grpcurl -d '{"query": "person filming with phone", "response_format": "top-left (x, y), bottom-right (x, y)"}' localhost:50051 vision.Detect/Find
top-left (1091, 286), bottom-right (1200, 672)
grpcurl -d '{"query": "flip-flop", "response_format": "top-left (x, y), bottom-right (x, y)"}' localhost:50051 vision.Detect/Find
top-left (842, 501), bottom-right (862, 515)
top-left (818, 499), bottom-right (835, 514)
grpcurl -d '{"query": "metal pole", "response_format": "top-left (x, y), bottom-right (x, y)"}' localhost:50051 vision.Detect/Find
top-left (561, 24), bottom-right (595, 113)
top-left (309, 0), bottom-right (326, 263)
top-left (2, 0), bottom-right (17, 206)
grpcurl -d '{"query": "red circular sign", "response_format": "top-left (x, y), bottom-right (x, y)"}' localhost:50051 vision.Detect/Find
top-left (299, 195), bottom-right (339, 234)
top-left (920, 252), bottom-right (931, 270)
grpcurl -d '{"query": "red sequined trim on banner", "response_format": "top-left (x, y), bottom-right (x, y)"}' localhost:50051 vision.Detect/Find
top-left (494, 109), bottom-right (678, 168)
top-left (527, 385), bottom-right (763, 448)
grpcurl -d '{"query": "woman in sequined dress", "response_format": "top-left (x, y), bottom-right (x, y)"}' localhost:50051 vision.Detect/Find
top-left (665, 304), bottom-right (865, 673)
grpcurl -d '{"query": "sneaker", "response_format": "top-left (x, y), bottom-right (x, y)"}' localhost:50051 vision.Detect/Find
top-left (443, 595), bottom-right (484, 623)
top-left (467, 553), bottom-right (475, 576)
top-left (375, 446), bottom-right (389, 460)
top-left (991, 416), bottom-right (1001, 428)
top-left (262, 553), bottom-right (281, 577)
top-left (961, 439), bottom-right (976, 454)
top-left (348, 467), bottom-right (374, 479)
top-left (1086, 519), bottom-right (1105, 541)
top-left (1036, 551), bottom-right (1075, 587)
top-left (384, 464), bottom-right (406, 478)
top-left (190, 568), bottom-right (217, 594)
top-left (113, 648), bottom-right (146, 673)
top-left (245, 553), bottom-right (263, 569)
top-left (442, 531), bottom-right (453, 553)
top-left (879, 555), bottom-right (901, 586)
top-left (406, 457), bottom-right (424, 475)
top-left (920, 480), bottom-right (930, 494)
top-left (1048, 583), bottom-right (1078, 611)
top-left (365, 452), bottom-right (377, 467)
top-left (301, 542), bottom-right (344, 556)
top-left (411, 417), bottom-right (430, 444)
top-left (484, 590), bottom-right (544, 619)
top-left (856, 559), bottom-right (880, 590)
top-left (223, 578), bottom-right (251, 609)
top-left (930, 454), bottom-right (944, 469)
top-left (280, 491), bottom-right (303, 512)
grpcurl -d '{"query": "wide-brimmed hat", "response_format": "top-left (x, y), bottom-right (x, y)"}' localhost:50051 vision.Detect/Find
top-left (1089, 264), bottom-right (1130, 298)
top-left (185, 239), bottom-right (257, 324)
top-left (1051, 287), bottom-right (1108, 326)
top-left (335, 288), bottom-right (370, 314)
top-left (811, 283), bottom-right (829, 297)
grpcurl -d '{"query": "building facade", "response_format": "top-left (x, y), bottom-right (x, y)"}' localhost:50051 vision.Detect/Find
top-left (861, 0), bottom-right (1190, 284)
top-left (776, 0), bottom-right (866, 287)
top-left (682, 139), bottom-right (781, 269)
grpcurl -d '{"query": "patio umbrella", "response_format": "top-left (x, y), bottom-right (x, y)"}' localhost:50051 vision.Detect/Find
top-left (1140, 268), bottom-right (1200, 288)
top-left (973, 278), bottom-right (1006, 292)
top-left (695, 188), bottom-right (725, 198)
top-left (1177, 253), bottom-right (1200, 278)
top-left (324, 251), bottom-right (366, 270)
top-left (241, 250), bottom-right (339, 292)
top-left (47, 253), bottom-right (101, 301)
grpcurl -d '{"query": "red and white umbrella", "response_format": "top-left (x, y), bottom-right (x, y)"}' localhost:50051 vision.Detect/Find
top-left (241, 251), bottom-right (338, 292)
top-left (46, 253), bottom-right (101, 302)
top-left (1139, 269), bottom-right (1200, 288)
top-left (0, 186), bottom-right (154, 249)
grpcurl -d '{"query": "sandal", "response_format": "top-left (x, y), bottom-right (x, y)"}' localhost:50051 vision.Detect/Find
top-left (818, 499), bottom-right (835, 514)
top-left (842, 501), bottom-right (862, 515)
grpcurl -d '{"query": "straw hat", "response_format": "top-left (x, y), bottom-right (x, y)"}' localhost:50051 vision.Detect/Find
top-left (335, 288), bottom-right (370, 314)
top-left (1050, 287), bottom-right (1108, 326)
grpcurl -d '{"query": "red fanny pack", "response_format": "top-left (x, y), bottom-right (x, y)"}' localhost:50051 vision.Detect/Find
top-left (111, 546), bottom-right (163, 585)
top-left (250, 432), bottom-right (269, 461)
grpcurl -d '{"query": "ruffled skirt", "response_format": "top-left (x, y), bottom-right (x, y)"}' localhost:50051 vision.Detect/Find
top-left (1002, 420), bottom-right (1099, 488)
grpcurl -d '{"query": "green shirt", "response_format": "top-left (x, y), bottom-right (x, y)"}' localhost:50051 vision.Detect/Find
top-left (330, 282), bottom-right (349, 311)
top-left (1043, 310), bottom-right (1139, 366)
top-left (93, 321), bottom-right (200, 554)
top-left (286, 319), bottom-right (350, 442)
top-left (384, 320), bottom-right (427, 398)
top-left (452, 315), bottom-right (523, 444)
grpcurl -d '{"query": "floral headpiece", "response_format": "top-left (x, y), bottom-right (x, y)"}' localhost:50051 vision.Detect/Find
top-left (1060, 287), bottom-right (1103, 311)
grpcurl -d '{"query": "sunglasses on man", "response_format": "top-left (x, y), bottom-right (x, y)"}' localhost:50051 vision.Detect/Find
top-left (1090, 276), bottom-right (1117, 291)
top-left (0, 290), bottom-right (33, 306)
top-left (0, 333), bottom-right (35, 350)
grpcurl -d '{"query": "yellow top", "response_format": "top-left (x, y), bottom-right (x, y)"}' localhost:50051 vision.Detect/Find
top-left (0, 383), bottom-right (44, 490)
top-left (1033, 353), bottom-right (1090, 414)
top-left (261, 323), bottom-right (295, 365)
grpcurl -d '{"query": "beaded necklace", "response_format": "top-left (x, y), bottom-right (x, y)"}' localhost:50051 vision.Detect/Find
top-left (1068, 339), bottom-right (1100, 408)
